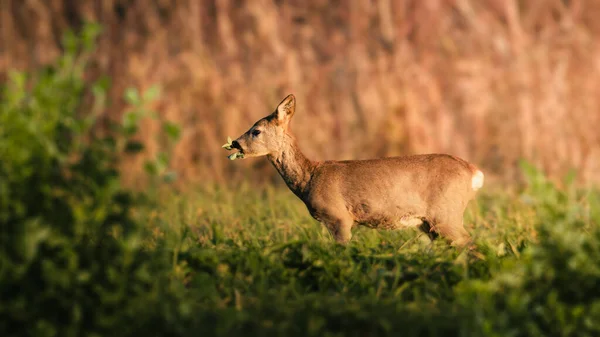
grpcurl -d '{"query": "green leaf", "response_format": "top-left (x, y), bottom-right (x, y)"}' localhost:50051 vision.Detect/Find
top-left (122, 111), bottom-right (140, 134)
top-left (144, 161), bottom-right (158, 176)
top-left (123, 124), bottom-right (139, 137)
top-left (163, 121), bottom-right (181, 141)
top-left (228, 153), bottom-right (244, 160)
top-left (21, 220), bottom-right (50, 262)
top-left (156, 152), bottom-right (169, 172)
top-left (143, 85), bottom-right (161, 102)
top-left (222, 136), bottom-right (234, 150)
top-left (162, 171), bottom-right (178, 183)
top-left (563, 168), bottom-right (577, 187)
top-left (124, 88), bottom-right (140, 105)
top-left (92, 76), bottom-right (111, 96)
top-left (124, 141), bottom-right (144, 153)
top-left (62, 30), bottom-right (78, 54)
top-left (81, 22), bottom-right (102, 51)
top-left (9, 71), bottom-right (27, 91)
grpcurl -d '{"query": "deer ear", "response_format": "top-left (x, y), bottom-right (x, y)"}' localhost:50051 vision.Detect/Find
top-left (275, 94), bottom-right (296, 122)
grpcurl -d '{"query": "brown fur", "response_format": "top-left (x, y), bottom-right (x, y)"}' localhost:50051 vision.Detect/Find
top-left (229, 94), bottom-right (484, 246)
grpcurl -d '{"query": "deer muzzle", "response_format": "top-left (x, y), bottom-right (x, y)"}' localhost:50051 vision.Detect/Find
top-left (231, 140), bottom-right (243, 153)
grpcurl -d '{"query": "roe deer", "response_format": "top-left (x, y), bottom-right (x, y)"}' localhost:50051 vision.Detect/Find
top-left (225, 94), bottom-right (484, 246)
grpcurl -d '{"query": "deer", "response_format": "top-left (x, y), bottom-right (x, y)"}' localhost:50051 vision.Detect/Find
top-left (224, 94), bottom-right (484, 247)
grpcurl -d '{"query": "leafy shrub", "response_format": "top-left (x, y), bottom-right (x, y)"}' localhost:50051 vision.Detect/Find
top-left (458, 162), bottom-right (600, 337)
top-left (0, 24), bottom-right (183, 337)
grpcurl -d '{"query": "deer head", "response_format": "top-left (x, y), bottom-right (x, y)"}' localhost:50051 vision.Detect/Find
top-left (227, 94), bottom-right (296, 159)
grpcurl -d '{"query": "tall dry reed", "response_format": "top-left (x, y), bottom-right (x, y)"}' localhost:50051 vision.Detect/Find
top-left (2, 0), bottom-right (599, 186)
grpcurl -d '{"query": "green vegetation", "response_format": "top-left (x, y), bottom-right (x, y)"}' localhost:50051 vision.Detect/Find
top-left (2, 24), bottom-right (600, 337)
top-left (152, 171), bottom-right (599, 337)
top-left (0, 24), bottom-right (183, 336)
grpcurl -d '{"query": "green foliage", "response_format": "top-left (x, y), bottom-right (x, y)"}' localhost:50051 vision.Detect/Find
top-left (0, 24), bottom-right (183, 337)
top-left (141, 165), bottom-right (599, 336)
top-left (458, 162), bottom-right (600, 337)
top-left (122, 84), bottom-right (180, 183)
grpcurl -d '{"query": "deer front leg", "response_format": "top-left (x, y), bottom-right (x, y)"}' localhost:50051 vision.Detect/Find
top-left (320, 215), bottom-right (353, 244)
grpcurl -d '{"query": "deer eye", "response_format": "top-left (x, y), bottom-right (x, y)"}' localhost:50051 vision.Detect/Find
top-left (251, 129), bottom-right (261, 137)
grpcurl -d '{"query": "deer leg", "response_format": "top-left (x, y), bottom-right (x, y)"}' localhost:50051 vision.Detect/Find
top-left (434, 214), bottom-right (472, 247)
top-left (321, 215), bottom-right (353, 244)
top-left (418, 220), bottom-right (439, 241)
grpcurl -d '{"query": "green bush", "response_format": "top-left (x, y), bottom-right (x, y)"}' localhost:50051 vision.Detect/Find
top-left (458, 162), bottom-right (600, 337)
top-left (0, 24), bottom-right (183, 337)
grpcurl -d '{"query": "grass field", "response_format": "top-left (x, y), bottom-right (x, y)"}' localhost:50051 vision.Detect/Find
top-left (136, 163), bottom-right (600, 336)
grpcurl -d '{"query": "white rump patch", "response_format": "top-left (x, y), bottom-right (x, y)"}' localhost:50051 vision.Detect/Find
top-left (471, 170), bottom-right (484, 191)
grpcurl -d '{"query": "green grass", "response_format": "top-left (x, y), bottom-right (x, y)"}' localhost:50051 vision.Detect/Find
top-left (136, 170), bottom-right (600, 336)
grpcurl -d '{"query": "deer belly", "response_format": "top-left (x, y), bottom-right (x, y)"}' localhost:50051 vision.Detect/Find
top-left (355, 214), bottom-right (424, 230)
top-left (349, 202), bottom-right (424, 230)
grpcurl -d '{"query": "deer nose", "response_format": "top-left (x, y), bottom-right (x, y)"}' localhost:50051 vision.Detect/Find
top-left (231, 140), bottom-right (242, 150)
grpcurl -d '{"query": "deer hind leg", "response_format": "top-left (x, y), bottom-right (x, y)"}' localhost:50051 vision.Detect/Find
top-left (433, 214), bottom-right (472, 247)
top-left (418, 220), bottom-right (439, 241)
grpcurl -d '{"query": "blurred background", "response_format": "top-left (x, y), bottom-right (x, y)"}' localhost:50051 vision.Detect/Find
top-left (2, 0), bottom-right (599, 186)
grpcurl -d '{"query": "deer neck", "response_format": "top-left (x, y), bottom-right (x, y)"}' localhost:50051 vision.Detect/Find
top-left (267, 134), bottom-right (315, 198)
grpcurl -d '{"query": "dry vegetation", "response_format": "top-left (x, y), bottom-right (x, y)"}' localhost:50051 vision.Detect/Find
top-left (2, 0), bottom-right (600, 185)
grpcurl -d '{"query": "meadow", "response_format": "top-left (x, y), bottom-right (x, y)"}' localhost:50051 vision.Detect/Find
top-left (2, 20), bottom-right (600, 337)
top-left (141, 173), bottom-right (600, 336)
